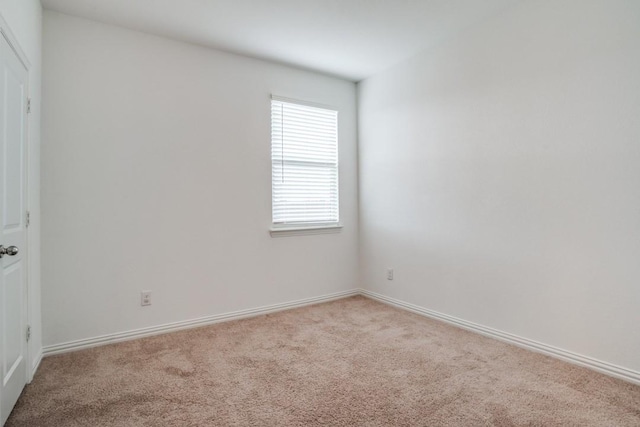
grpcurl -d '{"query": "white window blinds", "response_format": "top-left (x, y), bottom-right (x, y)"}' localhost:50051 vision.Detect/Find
top-left (271, 97), bottom-right (339, 226)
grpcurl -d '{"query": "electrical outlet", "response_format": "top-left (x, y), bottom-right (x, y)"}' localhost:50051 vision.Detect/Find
top-left (387, 268), bottom-right (394, 281)
top-left (141, 291), bottom-right (152, 306)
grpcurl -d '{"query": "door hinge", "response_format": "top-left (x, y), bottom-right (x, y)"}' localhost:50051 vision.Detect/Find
top-left (26, 325), bottom-right (31, 342)
top-left (27, 98), bottom-right (31, 114)
top-left (26, 211), bottom-right (30, 227)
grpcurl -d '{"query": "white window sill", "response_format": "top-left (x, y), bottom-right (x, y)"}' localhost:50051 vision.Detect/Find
top-left (270, 224), bottom-right (343, 237)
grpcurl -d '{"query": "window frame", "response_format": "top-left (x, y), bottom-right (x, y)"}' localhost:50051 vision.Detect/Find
top-left (269, 95), bottom-right (342, 237)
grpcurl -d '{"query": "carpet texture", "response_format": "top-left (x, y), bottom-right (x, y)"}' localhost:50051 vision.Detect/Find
top-left (7, 296), bottom-right (640, 426)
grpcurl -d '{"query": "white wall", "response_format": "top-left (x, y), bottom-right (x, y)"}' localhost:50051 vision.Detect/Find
top-left (42, 11), bottom-right (358, 347)
top-left (0, 0), bottom-right (42, 374)
top-left (359, 0), bottom-right (640, 373)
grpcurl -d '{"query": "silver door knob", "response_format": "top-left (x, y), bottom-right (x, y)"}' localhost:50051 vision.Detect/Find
top-left (0, 246), bottom-right (18, 258)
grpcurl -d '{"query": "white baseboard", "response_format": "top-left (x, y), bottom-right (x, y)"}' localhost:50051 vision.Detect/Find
top-left (30, 349), bottom-right (43, 381)
top-left (360, 289), bottom-right (640, 386)
top-left (43, 289), bottom-right (359, 357)
top-left (40, 287), bottom-right (640, 387)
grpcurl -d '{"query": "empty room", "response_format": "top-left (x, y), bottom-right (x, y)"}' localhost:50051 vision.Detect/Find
top-left (0, 0), bottom-right (639, 425)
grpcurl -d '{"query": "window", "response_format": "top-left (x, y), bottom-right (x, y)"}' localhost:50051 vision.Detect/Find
top-left (271, 97), bottom-right (339, 231)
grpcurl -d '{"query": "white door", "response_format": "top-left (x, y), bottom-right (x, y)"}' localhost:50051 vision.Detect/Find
top-left (0, 32), bottom-right (29, 426)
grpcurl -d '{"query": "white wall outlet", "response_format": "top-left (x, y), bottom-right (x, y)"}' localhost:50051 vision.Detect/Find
top-left (141, 291), bottom-right (152, 306)
top-left (387, 268), bottom-right (394, 280)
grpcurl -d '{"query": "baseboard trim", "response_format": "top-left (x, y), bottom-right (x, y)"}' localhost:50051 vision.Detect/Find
top-left (41, 287), bottom-right (640, 386)
top-left (30, 348), bottom-right (43, 382)
top-left (360, 289), bottom-right (640, 386)
top-left (43, 289), bottom-right (359, 357)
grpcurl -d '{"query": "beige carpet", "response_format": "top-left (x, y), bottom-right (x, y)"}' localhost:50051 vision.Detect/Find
top-left (7, 296), bottom-right (640, 426)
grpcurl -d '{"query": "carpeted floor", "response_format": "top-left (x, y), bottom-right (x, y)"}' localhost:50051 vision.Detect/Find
top-left (7, 296), bottom-right (640, 426)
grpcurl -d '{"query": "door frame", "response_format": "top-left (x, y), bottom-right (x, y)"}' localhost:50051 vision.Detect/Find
top-left (0, 13), bottom-right (32, 386)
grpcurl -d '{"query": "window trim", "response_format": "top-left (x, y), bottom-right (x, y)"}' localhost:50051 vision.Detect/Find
top-left (269, 223), bottom-right (343, 238)
top-left (270, 95), bottom-right (340, 235)
top-left (271, 95), bottom-right (336, 112)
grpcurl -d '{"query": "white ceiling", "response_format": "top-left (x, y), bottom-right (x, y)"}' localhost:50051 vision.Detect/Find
top-left (41, 0), bottom-right (519, 81)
